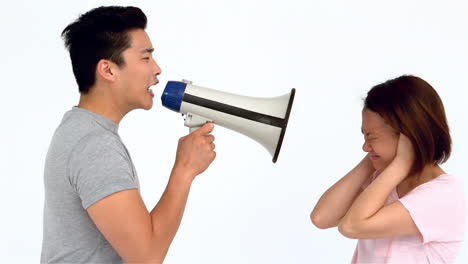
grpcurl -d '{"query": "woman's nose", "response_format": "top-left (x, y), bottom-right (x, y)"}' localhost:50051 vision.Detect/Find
top-left (362, 140), bottom-right (372, 152)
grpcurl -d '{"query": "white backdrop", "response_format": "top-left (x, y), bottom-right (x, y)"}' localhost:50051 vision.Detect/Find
top-left (1, 0), bottom-right (467, 263)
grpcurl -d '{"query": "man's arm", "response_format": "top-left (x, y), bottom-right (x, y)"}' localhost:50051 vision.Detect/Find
top-left (87, 123), bottom-right (216, 263)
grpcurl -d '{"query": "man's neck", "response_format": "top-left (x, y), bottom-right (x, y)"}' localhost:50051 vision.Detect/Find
top-left (77, 93), bottom-right (127, 124)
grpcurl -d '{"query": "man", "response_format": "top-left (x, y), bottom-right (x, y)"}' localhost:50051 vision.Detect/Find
top-left (41, 6), bottom-right (216, 263)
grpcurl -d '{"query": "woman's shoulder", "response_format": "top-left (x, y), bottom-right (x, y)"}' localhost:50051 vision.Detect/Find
top-left (430, 174), bottom-right (462, 186)
top-left (412, 173), bottom-right (465, 199)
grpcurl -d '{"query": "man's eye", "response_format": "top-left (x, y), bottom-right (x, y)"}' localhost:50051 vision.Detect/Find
top-left (143, 57), bottom-right (150, 60)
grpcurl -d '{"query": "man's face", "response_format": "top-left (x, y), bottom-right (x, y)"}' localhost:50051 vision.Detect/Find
top-left (114, 29), bottom-right (161, 111)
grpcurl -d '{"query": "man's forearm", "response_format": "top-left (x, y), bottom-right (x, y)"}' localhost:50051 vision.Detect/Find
top-left (148, 166), bottom-right (194, 261)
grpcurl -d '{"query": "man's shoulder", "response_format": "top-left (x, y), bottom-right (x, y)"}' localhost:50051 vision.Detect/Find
top-left (59, 108), bottom-right (118, 137)
top-left (57, 109), bottom-right (104, 134)
top-left (72, 131), bottom-right (123, 156)
top-left (49, 109), bottom-right (121, 157)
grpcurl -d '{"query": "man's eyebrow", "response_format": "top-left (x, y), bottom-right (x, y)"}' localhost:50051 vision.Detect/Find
top-left (140, 48), bottom-right (154, 54)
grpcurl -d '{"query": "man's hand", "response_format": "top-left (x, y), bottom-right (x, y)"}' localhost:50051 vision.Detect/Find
top-left (174, 122), bottom-right (216, 180)
top-left (87, 123), bottom-right (217, 263)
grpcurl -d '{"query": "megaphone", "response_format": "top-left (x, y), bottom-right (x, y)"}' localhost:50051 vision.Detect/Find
top-left (161, 79), bottom-right (295, 163)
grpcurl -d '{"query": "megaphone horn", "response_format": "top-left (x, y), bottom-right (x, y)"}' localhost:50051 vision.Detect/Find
top-left (161, 79), bottom-right (295, 163)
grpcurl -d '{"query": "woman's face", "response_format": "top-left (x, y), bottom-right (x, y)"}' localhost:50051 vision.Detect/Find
top-left (361, 109), bottom-right (399, 171)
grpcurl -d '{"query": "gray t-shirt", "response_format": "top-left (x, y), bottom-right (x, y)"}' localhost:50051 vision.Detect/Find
top-left (41, 107), bottom-right (140, 263)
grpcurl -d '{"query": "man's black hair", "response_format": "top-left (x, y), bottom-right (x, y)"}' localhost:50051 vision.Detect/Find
top-left (62, 6), bottom-right (147, 93)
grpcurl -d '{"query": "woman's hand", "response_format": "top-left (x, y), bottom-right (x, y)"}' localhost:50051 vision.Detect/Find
top-left (395, 133), bottom-right (415, 167)
top-left (338, 133), bottom-right (418, 239)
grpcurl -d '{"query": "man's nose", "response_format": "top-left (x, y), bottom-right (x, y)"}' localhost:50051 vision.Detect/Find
top-left (152, 59), bottom-right (162, 76)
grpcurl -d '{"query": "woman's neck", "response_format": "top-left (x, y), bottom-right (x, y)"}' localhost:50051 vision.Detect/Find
top-left (397, 164), bottom-right (445, 197)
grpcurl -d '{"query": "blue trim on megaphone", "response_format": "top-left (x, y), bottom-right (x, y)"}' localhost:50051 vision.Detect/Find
top-left (161, 81), bottom-right (187, 112)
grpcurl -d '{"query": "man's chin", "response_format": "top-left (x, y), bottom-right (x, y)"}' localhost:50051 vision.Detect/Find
top-left (142, 103), bottom-right (153, 110)
top-left (141, 98), bottom-right (154, 110)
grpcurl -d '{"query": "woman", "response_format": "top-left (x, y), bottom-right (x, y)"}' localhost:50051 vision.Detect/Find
top-left (311, 75), bottom-right (465, 263)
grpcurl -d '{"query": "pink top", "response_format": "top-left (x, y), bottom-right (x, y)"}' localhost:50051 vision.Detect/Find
top-left (352, 173), bottom-right (465, 263)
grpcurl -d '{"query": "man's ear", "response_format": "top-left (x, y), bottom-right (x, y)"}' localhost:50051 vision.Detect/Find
top-left (96, 59), bottom-right (117, 82)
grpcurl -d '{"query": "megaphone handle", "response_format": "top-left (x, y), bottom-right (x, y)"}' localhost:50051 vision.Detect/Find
top-left (189, 126), bottom-right (202, 133)
top-left (184, 113), bottom-right (212, 134)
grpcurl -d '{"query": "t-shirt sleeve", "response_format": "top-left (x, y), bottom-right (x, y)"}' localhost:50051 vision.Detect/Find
top-left (398, 175), bottom-right (465, 243)
top-left (68, 133), bottom-right (139, 209)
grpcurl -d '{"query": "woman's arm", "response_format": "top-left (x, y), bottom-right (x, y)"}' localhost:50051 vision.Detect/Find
top-left (338, 134), bottom-right (420, 239)
top-left (310, 155), bottom-right (374, 229)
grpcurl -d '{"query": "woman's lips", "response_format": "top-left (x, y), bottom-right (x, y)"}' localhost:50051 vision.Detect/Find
top-left (369, 154), bottom-right (380, 161)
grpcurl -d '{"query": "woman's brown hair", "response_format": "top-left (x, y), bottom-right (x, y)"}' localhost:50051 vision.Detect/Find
top-left (364, 75), bottom-right (451, 175)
